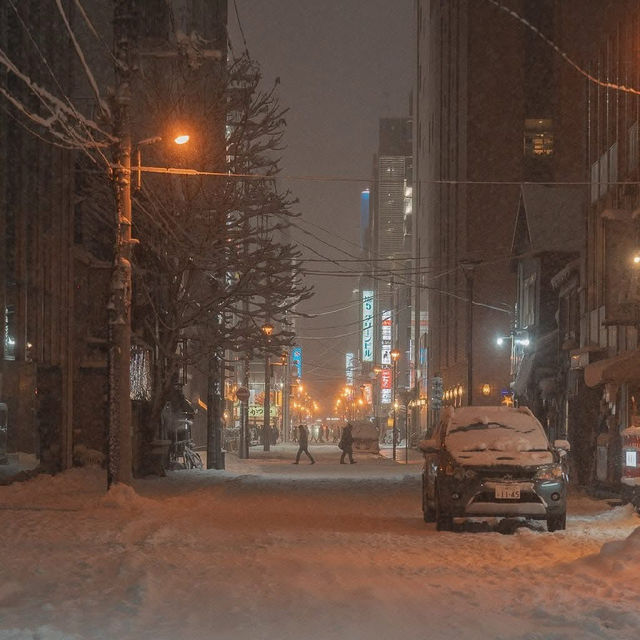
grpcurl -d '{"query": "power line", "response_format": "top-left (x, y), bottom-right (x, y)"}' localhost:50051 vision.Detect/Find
top-left (485, 0), bottom-right (640, 96)
top-left (232, 0), bottom-right (250, 56)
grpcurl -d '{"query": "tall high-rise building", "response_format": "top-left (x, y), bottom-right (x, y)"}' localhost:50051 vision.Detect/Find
top-left (414, 0), bottom-right (582, 418)
top-left (360, 118), bottom-right (413, 439)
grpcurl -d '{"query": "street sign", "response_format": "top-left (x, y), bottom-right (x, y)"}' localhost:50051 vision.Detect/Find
top-left (291, 347), bottom-right (302, 377)
top-left (235, 387), bottom-right (250, 402)
top-left (248, 405), bottom-right (278, 418)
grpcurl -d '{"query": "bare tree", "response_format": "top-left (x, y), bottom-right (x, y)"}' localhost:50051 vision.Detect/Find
top-left (129, 54), bottom-right (312, 472)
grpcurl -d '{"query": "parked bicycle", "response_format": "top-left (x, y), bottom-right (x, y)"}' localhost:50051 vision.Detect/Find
top-left (169, 437), bottom-right (203, 470)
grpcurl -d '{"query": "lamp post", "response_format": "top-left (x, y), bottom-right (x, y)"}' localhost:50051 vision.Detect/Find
top-left (372, 365), bottom-right (382, 441)
top-left (261, 322), bottom-right (274, 452)
top-left (390, 348), bottom-right (400, 461)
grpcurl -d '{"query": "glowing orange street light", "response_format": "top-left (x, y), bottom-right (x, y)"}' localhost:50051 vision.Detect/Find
top-left (134, 132), bottom-right (191, 190)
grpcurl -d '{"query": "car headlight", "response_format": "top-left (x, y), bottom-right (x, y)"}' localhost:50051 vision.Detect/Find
top-left (535, 464), bottom-right (563, 481)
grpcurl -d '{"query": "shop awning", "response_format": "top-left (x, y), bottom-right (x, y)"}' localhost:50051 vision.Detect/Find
top-left (584, 350), bottom-right (640, 388)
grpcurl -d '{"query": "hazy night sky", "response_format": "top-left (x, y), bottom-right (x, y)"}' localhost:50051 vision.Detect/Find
top-left (229, 1), bottom-right (414, 407)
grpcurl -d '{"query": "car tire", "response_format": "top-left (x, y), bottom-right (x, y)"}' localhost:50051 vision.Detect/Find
top-left (435, 492), bottom-right (453, 531)
top-left (547, 512), bottom-right (566, 532)
top-left (423, 502), bottom-right (436, 523)
top-left (422, 474), bottom-right (436, 523)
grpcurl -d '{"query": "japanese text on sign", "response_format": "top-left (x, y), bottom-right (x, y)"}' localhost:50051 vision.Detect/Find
top-left (362, 291), bottom-right (374, 362)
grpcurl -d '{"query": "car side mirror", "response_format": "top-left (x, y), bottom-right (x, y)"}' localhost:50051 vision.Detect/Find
top-left (419, 438), bottom-right (439, 454)
top-left (554, 439), bottom-right (570, 454)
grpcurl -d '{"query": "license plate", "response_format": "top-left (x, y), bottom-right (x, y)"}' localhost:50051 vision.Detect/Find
top-left (495, 484), bottom-right (520, 500)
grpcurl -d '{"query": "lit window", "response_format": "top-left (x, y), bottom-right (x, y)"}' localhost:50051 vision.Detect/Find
top-left (524, 119), bottom-right (554, 157)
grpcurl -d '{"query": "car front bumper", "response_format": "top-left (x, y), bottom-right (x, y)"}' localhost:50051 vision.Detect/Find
top-left (439, 477), bottom-right (566, 520)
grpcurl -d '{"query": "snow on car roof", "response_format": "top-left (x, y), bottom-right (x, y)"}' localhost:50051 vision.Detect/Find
top-left (444, 406), bottom-right (549, 454)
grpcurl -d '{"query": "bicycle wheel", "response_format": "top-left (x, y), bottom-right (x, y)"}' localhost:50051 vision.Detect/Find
top-left (191, 450), bottom-right (203, 469)
top-left (184, 448), bottom-right (203, 469)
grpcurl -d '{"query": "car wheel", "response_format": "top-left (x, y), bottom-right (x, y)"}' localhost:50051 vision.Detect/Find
top-left (423, 502), bottom-right (436, 523)
top-left (547, 512), bottom-right (566, 532)
top-left (422, 474), bottom-right (436, 522)
top-left (435, 491), bottom-right (453, 531)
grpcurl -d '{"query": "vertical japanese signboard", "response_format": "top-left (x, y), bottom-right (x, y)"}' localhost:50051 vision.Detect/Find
top-left (381, 309), bottom-right (392, 365)
top-left (291, 347), bottom-right (302, 378)
top-left (380, 368), bottom-right (392, 404)
top-left (362, 383), bottom-right (373, 405)
top-left (362, 290), bottom-right (374, 362)
top-left (346, 352), bottom-right (354, 385)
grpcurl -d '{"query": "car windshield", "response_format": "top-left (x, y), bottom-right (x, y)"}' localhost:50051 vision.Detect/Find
top-left (446, 416), bottom-right (549, 453)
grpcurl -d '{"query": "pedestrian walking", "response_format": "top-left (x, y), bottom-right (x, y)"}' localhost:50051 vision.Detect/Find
top-left (338, 422), bottom-right (356, 464)
top-left (293, 424), bottom-right (315, 464)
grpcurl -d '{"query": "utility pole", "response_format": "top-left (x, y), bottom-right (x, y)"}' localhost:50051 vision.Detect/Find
top-left (391, 348), bottom-right (400, 461)
top-left (206, 348), bottom-right (224, 469)
top-left (260, 321), bottom-right (273, 451)
top-left (412, 237), bottom-right (421, 441)
top-left (461, 263), bottom-right (476, 407)
top-left (282, 351), bottom-right (290, 443)
top-left (263, 352), bottom-right (271, 451)
top-left (108, 0), bottom-right (135, 486)
top-left (239, 354), bottom-right (250, 458)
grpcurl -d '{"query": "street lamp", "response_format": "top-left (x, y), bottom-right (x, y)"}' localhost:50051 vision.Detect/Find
top-left (390, 348), bottom-right (400, 461)
top-left (133, 133), bottom-right (191, 190)
top-left (261, 322), bottom-right (274, 452)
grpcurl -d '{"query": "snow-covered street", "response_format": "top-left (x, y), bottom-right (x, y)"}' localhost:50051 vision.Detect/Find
top-left (1, 445), bottom-right (639, 640)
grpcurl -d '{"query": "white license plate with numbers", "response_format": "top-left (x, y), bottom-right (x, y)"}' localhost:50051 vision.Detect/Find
top-left (495, 484), bottom-right (520, 500)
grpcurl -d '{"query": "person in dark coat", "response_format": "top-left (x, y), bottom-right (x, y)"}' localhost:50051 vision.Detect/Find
top-left (339, 423), bottom-right (356, 464)
top-left (293, 424), bottom-right (315, 464)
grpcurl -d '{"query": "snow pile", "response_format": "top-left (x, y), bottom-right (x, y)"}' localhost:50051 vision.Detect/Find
top-left (575, 523), bottom-right (640, 575)
top-left (97, 482), bottom-right (158, 511)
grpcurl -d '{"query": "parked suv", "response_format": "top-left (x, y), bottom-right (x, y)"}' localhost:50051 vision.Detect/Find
top-left (420, 406), bottom-right (569, 532)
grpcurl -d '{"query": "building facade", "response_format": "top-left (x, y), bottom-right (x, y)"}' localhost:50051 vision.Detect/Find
top-left (358, 118), bottom-right (413, 442)
top-left (414, 0), bottom-right (583, 420)
top-left (0, 0), bottom-right (229, 474)
top-left (415, 0), bottom-right (640, 498)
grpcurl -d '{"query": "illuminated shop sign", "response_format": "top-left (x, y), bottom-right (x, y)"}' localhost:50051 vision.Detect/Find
top-left (291, 347), bottom-right (302, 378)
top-left (381, 309), bottom-right (392, 365)
top-left (380, 368), bottom-right (392, 404)
top-left (346, 352), bottom-right (354, 385)
top-left (362, 290), bottom-right (374, 362)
